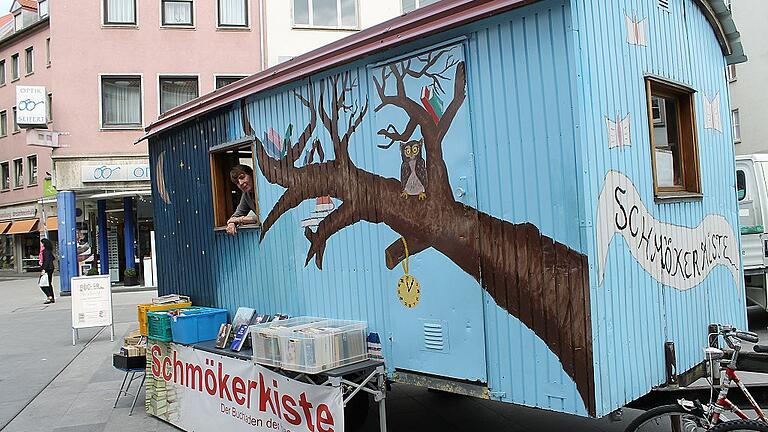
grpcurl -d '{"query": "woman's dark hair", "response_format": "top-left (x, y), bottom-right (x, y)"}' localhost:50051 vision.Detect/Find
top-left (41, 238), bottom-right (53, 250)
top-left (229, 164), bottom-right (254, 184)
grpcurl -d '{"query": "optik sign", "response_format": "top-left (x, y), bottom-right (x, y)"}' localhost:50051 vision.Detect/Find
top-left (16, 86), bottom-right (47, 125)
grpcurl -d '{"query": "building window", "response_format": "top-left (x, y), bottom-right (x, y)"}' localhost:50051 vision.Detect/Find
top-left (210, 141), bottom-right (258, 228)
top-left (12, 159), bottom-right (22, 188)
top-left (101, 76), bottom-right (142, 128)
top-left (46, 38), bottom-right (50, 66)
top-left (1, 162), bottom-right (9, 190)
top-left (732, 109), bottom-right (741, 143)
top-left (162, 0), bottom-right (193, 26)
top-left (292, 0), bottom-right (357, 28)
top-left (218, 0), bottom-right (248, 27)
top-left (14, 14), bottom-right (22, 32)
top-left (12, 107), bottom-right (19, 132)
top-left (159, 76), bottom-right (199, 114)
top-left (645, 78), bottom-right (701, 195)
top-left (737, 169), bottom-right (747, 201)
top-left (0, 60), bottom-right (5, 86)
top-left (11, 54), bottom-right (19, 81)
top-left (401, 0), bottom-right (439, 13)
top-left (47, 93), bottom-right (52, 121)
top-left (27, 155), bottom-right (37, 185)
top-left (39, 0), bottom-right (48, 18)
top-left (215, 75), bottom-right (246, 89)
top-left (104, 0), bottom-right (137, 25)
top-left (25, 47), bottom-right (33, 75)
top-left (727, 65), bottom-right (737, 82)
top-left (0, 111), bottom-right (6, 137)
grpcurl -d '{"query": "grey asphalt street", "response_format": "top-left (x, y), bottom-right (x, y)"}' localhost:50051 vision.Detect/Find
top-left (0, 275), bottom-right (674, 431)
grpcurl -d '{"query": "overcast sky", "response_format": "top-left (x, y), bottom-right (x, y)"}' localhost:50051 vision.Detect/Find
top-left (0, 0), bottom-right (11, 15)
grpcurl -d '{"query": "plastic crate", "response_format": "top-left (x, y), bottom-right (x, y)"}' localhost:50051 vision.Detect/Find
top-left (147, 310), bottom-right (181, 342)
top-left (170, 307), bottom-right (228, 345)
top-left (251, 317), bottom-right (326, 367)
top-left (138, 300), bottom-right (192, 336)
top-left (278, 319), bottom-right (368, 374)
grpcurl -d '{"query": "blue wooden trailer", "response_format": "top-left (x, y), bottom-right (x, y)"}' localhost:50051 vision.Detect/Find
top-left (142, 0), bottom-right (746, 418)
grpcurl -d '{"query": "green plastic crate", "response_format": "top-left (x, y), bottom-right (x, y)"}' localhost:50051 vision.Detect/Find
top-left (147, 307), bottom-right (197, 342)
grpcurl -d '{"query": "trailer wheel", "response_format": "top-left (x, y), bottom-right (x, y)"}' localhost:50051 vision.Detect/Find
top-left (709, 420), bottom-right (768, 431)
top-left (623, 403), bottom-right (707, 432)
top-left (344, 392), bottom-right (371, 431)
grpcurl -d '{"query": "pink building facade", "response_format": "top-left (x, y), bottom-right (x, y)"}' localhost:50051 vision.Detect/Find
top-left (0, 3), bottom-right (51, 272)
top-left (0, 0), bottom-right (262, 283)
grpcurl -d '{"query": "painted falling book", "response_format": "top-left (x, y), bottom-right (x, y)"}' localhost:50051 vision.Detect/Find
top-left (301, 196), bottom-right (335, 229)
top-left (420, 86), bottom-right (444, 124)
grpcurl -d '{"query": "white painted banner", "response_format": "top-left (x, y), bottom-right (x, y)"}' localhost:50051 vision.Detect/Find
top-left (147, 341), bottom-right (345, 432)
top-left (70, 275), bottom-right (113, 328)
top-left (596, 170), bottom-right (740, 290)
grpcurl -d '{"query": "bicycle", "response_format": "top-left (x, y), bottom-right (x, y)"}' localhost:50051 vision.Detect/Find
top-left (625, 324), bottom-right (768, 432)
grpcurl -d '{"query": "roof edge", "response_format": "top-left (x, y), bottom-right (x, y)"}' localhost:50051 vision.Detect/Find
top-left (695, 0), bottom-right (747, 65)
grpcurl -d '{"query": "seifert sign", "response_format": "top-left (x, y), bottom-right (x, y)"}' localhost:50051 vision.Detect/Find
top-left (16, 86), bottom-right (47, 126)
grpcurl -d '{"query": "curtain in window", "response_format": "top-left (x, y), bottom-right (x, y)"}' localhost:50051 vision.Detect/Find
top-left (14, 161), bottom-right (22, 186)
top-left (293, 0), bottom-right (309, 25)
top-left (219, 0), bottom-right (246, 26)
top-left (106, 0), bottom-right (135, 24)
top-left (39, 0), bottom-right (48, 17)
top-left (164, 1), bottom-right (192, 25)
top-left (312, 0), bottom-right (337, 27)
top-left (340, 0), bottom-right (356, 27)
top-left (160, 79), bottom-right (198, 114)
top-left (102, 79), bottom-right (141, 126)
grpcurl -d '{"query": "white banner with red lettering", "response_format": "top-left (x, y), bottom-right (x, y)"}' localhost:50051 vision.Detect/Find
top-left (146, 341), bottom-right (344, 432)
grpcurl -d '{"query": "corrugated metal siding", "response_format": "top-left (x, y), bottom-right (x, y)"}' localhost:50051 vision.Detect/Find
top-left (571, 0), bottom-right (746, 416)
top-left (467, 1), bottom-right (588, 415)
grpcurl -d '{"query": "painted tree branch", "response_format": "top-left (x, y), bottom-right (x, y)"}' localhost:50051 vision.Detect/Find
top-left (304, 202), bottom-right (360, 268)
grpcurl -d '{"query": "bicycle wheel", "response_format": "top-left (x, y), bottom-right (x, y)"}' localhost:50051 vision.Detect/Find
top-left (709, 420), bottom-right (768, 432)
top-left (624, 404), bottom-right (709, 432)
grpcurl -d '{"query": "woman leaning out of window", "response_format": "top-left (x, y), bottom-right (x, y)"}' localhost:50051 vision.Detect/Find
top-left (226, 164), bottom-right (258, 236)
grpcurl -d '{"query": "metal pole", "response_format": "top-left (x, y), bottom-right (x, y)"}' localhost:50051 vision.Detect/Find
top-left (97, 200), bottom-right (109, 275)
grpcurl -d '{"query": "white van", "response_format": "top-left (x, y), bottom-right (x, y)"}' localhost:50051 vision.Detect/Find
top-left (736, 154), bottom-right (768, 309)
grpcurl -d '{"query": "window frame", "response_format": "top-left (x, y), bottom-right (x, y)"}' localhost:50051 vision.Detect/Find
top-left (401, 0), bottom-right (440, 13)
top-left (11, 54), bottom-right (19, 81)
top-left (214, 74), bottom-right (248, 89)
top-left (736, 169), bottom-right (747, 202)
top-left (45, 38), bottom-right (51, 66)
top-left (38, 0), bottom-right (48, 18)
top-left (12, 158), bottom-right (23, 189)
top-left (24, 47), bottom-right (33, 76)
top-left (291, 0), bottom-right (359, 30)
top-left (0, 161), bottom-right (9, 191)
top-left (158, 74), bottom-right (200, 115)
top-left (99, 74), bottom-right (144, 130)
top-left (217, 0), bottom-right (249, 29)
top-left (12, 107), bottom-right (19, 133)
top-left (645, 77), bottom-right (701, 198)
top-left (727, 64), bottom-right (737, 82)
top-left (0, 60), bottom-right (5, 86)
top-left (161, 0), bottom-right (195, 27)
top-left (26, 154), bottom-right (37, 186)
top-left (47, 93), bottom-right (52, 122)
top-left (102, 0), bottom-right (138, 26)
top-left (0, 111), bottom-right (6, 137)
top-left (732, 109), bottom-right (741, 144)
top-left (209, 139), bottom-right (260, 230)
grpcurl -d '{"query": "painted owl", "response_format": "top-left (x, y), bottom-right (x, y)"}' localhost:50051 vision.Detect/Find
top-left (400, 138), bottom-right (427, 200)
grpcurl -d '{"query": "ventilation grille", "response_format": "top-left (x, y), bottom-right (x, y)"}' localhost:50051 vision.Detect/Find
top-left (423, 321), bottom-right (448, 352)
top-left (658, 0), bottom-right (670, 10)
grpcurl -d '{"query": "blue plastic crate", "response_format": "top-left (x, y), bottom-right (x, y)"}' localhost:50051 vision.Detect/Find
top-left (169, 307), bottom-right (228, 344)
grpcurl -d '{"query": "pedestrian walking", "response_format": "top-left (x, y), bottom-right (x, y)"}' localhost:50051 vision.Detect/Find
top-left (39, 238), bottom-right (55, 304)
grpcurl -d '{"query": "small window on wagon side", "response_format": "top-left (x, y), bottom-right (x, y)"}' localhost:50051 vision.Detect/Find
top-left (645, 77), bottom-right (701, 197)
top-left (210, 140), bottom-right (259, 230)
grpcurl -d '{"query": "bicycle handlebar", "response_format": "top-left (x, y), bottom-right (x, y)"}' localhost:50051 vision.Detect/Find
top-left (734, 331), bottom-right (759, 344)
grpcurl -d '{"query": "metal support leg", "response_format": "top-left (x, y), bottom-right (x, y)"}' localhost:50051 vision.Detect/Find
top-left (377, 367), bottom-right (387, 432)
top-left (114, 371), bottom-right (129, 408)
top-left (129, 373), bottom-right (146, 416)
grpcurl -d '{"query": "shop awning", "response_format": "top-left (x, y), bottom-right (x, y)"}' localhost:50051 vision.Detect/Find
top-left (40, 216), bottom-right (58, 232)
top-left (0, 221), bottom-right (10, 234)
top-left (6, 218), bottom-right (39, 234)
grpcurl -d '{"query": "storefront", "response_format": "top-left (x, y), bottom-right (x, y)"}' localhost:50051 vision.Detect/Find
top-left (52, 155), bottom-right (156, 291)
top-left (0, 204), bottom-right (46, 273)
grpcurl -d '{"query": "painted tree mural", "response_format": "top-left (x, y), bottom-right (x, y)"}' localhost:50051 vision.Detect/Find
top-left (244, 48), bottom-right (595, 413)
